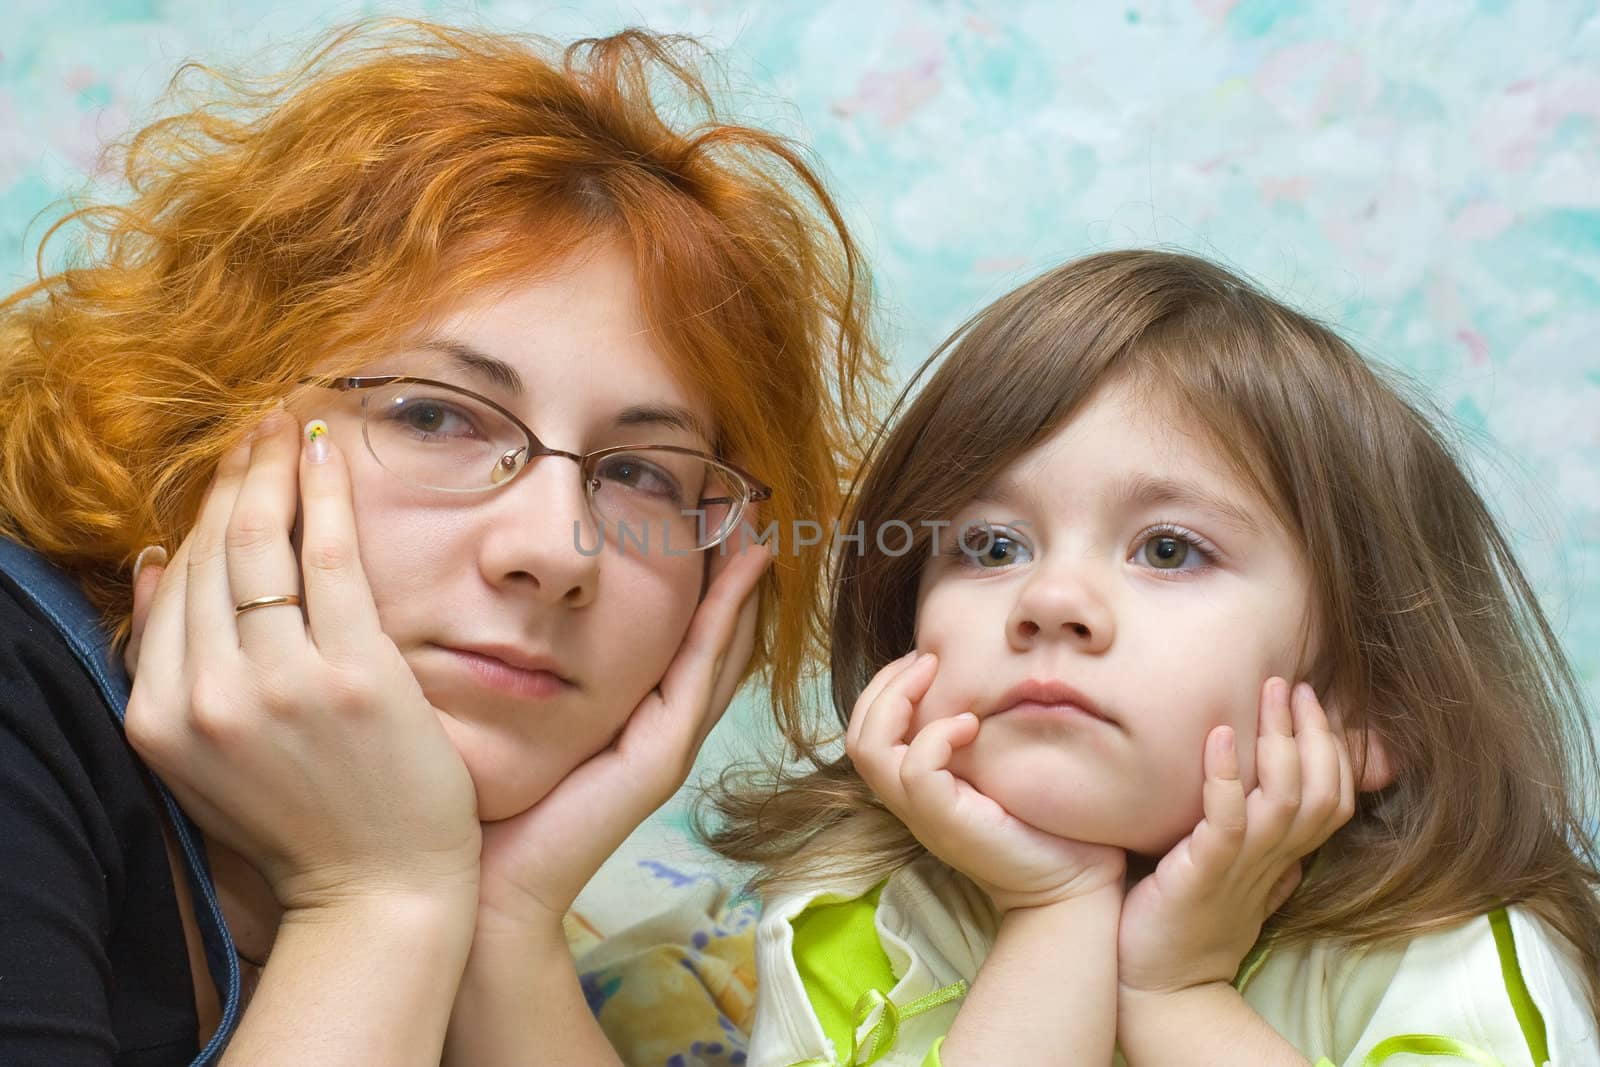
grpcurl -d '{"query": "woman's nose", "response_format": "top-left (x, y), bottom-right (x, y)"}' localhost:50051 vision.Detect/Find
top-left (476, 455), bottom-right (601, 606)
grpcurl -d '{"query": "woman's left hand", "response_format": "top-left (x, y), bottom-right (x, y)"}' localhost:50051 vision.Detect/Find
top-left (1117, 678), bottom-right (1355, 998)
top-left (469, 539), bottom-right (772, 932)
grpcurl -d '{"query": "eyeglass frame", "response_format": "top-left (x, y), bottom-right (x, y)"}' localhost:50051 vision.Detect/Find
top-left (301, 374), bottom-right (773, 550)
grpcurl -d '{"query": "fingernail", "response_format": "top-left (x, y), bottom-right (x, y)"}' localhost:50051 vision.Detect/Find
top-left (304, 419), bottom-right (330, 464)
top-left (1218, 727), bottom-right (1235, 754)
top-left (1293, 682), bottom-right (1314, 703)
top-left (131, 544), bottom-right (167, 585)
top-left (248, 404), bottom-right (292, 441)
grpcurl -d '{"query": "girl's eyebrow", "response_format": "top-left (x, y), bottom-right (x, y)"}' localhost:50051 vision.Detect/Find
top-left (1113, 473), bottom-right (1261, 534)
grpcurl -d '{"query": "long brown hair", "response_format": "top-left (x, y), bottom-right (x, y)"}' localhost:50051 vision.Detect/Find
top-left (0, 20), bottom-right (887, 727)
top-left (704, 249), bottom-right (1600, 1018)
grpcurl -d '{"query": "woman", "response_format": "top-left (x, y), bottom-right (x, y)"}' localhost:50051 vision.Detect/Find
top-left (0, 20), bottom-right (881, 1065)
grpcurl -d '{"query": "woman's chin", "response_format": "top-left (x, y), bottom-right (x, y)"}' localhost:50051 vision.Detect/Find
top-left (435, 713), bottom-right (567, 822)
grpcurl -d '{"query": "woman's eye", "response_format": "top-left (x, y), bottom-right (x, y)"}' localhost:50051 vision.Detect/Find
top-left (393, 400), bottom-right (475, 437)
top-left (959, 524), bottom-right (1032, 568)
top-left (595, 454), bottom-right (684, 501)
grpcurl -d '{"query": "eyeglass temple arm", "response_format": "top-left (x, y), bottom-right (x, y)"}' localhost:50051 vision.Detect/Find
top-left (698, 486), bottom-right (772, 507)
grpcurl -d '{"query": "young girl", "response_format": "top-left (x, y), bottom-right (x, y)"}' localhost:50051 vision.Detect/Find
top-left (706, 250), bottom-right (1600, 1066)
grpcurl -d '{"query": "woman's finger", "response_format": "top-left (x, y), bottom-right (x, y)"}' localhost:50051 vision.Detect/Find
top-left (184, 438), bottom-right (254, 664)
top-left (654, 539), bottom-right (772, 729)
top-left (679, 544), bottom-right (773, 755)
top-left (227, 412), bottom-right (310, 654)
top-left (123, 537), bottom-right (195, 755)
top-left (294, 421), bottom-right (385, 662)
top-left (122, 545), bottom-right (168, 675)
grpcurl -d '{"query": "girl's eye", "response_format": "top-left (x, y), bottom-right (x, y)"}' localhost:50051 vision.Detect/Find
top-left (1143, 535), bottom-right (1189, 569)
top-left (1133, 526), bottom-right (1214, 573)
top-left (958, 523), bottom-right (1033, 569)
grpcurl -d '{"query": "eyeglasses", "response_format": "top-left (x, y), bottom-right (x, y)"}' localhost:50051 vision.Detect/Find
top-left (305, 375), bottom-right (771, 551)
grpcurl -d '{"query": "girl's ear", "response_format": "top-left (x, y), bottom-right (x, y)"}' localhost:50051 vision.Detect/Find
top-left (1347, 726), bottom-right (1398, 793)
top-left (1322, 690), bottom-right (1399, 793)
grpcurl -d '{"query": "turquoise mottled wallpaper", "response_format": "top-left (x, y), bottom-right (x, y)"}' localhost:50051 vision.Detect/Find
top-left (5, 0), bottom-right (1598, 722)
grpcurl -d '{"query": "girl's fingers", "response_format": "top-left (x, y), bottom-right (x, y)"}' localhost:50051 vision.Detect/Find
top-left (846, 650), bottom-right (921, 752)
top-left (184, 438), bottom-right (254, 663)
top-left (850, 652), bottom-right (937, 765)
top-left (848, 654), bottom-right (937, 809)
top-left (1251, 677), bottom-right (1302, 834)
top-left (227, 413), bottom-right (310, 654)
top-left (1333, 720), bottom-right (1356, 827)
top-left (897, 712), bottom-right (979, 816)
top-left (1258, 676), bottom-right (1295, 740)
top-left (1288, 683), bottom-right (1345, 840)
top-left (1265, 863), bottom-right (1303, 914)
top-left (294, 422), bottom-right (384, 661)
top-left (1288, 680), bottom-right (1331, 733)
top-left (1188, 725), bottom-right (1248, 874)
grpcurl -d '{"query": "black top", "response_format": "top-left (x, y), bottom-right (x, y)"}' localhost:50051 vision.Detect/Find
top-left (0, 572), bottom-right (199, 1065)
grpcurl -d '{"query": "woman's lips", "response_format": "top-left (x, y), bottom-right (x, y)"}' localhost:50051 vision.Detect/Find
top-left (436, 645), bottom-right (573, 701)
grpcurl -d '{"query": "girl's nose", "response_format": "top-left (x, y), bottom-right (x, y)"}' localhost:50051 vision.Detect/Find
top-left (1007, 560), bottom-right (1115, 654)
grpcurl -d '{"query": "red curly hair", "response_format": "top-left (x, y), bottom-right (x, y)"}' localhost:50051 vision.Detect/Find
top-left (0, 19), bottom-right (886, 727)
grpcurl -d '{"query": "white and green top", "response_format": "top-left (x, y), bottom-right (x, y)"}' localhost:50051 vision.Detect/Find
top-left (749, 854), bottom-right (1598, 1067)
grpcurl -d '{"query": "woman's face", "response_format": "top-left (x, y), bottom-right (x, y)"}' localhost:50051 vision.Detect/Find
top-left (310, 240), bottom-right (711, 820)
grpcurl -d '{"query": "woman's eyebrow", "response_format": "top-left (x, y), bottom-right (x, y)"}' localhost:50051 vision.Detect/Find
top-left (415, 337), bottom-right (711, 444)
top-left (615, 404), bottom-right (714, 445)
top-left (417, 339), bottom-right (525, 395)
top-left (1114, 473), bottom-right (1261, 533)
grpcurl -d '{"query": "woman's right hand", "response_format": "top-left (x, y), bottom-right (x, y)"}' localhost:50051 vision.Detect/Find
top-left (124, 412), bottom-right (482, 913)
top-left (845, 652), bottom-right (1125, 913)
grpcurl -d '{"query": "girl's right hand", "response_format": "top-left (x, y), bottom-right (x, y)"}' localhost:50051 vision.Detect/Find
top-left (846, 652), bottom-right (1125, 913)
top-left (124, 413), bottom-right (482, 913)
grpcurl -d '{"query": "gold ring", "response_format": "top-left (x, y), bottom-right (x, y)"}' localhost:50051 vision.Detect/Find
top-left (233, 593), bottom-right (302, 616)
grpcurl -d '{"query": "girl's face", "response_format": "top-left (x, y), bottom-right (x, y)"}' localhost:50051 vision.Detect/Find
top-left (311, 240), bottom-right (710, 820)
top-left (911, 378), bottom-right (1316, 856)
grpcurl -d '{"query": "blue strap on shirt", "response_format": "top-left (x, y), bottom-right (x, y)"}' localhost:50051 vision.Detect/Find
top-left (0, 536), bottom-right (242, 1065)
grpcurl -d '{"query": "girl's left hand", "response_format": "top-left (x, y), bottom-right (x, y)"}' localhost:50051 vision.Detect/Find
top-left (1117, 678), bottom-right (1355, 997)
top-left (469, 540), bottom-right (773, 932)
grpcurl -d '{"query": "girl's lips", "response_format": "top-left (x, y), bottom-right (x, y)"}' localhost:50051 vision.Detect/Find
top-left (990, 700), bottom-right (1111, 730)
top-left (987, 678), bottom-right (1119, 728)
